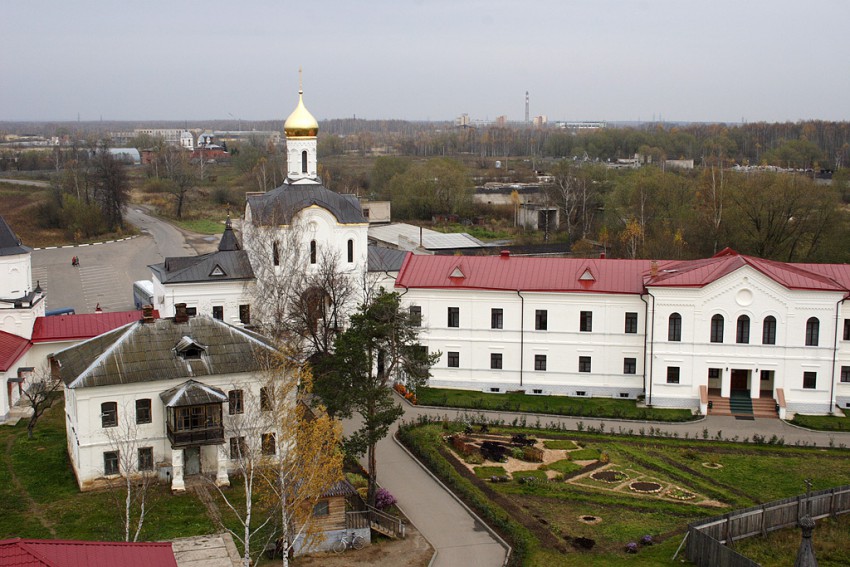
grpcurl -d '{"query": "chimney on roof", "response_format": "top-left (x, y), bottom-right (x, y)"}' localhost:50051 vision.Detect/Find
top-left (142, 304), bottom-right (155, 324)
top-left (174, 303), bottom-right (189, 324)
top-left (599, 252), bottom-right (606, 259)
top-left (500, 250), bottom-right (510, 259)
top-left (650, 260), bottom-right (658, 278)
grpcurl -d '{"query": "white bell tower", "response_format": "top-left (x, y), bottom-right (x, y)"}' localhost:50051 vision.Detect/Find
top-left (283, 69), bottom-right (319, 184)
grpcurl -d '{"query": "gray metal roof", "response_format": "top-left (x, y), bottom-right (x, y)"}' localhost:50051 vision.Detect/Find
top-left (150, 249), bottom-right (255, 284)
top-left (0, 216), bottom-right (31, 257)
top-left (368, 223), bottom-right (485, 250)
top-left (247, 183), bottom-right (365, 225)
top-left (367, 246), bottom-right (408, 273)
top-left (159, 379), bottom-right (228, 407)
top-left (54, 316), bottom-right (278, 389)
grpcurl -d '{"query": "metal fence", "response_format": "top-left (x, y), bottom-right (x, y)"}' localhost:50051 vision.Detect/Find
top-left (686, 485), bottom-right (850, 567)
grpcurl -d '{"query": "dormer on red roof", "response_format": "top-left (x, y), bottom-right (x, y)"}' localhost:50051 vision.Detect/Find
top-left (0, 538), bottom-right (177, 567)
top-left (0, 331), bottom-right (31, 372)
top-left (31, 310), bottom-right (160, 344)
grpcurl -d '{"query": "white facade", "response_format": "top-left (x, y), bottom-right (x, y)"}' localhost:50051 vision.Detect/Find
top-left (397, 255), bottom-right (850, 416)
top-left (151, 276), bottom-right (254, 326)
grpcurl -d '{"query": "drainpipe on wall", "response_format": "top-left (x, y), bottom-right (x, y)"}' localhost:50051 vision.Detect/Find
top-left (830, 297), bottom-right (844, 415)
top-left (644, 289), bottom-right (656, 407)
top-left (516, 290), bottom-right (525, 388)
top-left (640, 292), bottom-right (650, 404)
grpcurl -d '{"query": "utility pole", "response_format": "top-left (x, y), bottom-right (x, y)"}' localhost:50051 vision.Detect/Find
top-left (525, 91), bottom-right (529, 124)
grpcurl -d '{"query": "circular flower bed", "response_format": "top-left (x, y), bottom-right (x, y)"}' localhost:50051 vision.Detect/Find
top-left (702, 462), bottom-right (723, 469)
top-left (590, 470), bottom-right (629, 483)
top-left (578, 515), bottom-right (602, 525)
top-left (666, 486), bottom-right (696, 500)
top-left (629, 481), bottom-right (663, 494)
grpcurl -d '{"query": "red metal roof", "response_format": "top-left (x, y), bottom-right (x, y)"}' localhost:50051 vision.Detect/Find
top-left (395, 253), bottom-right (668, 294)
top-left (645, 248), bottom-right (848, 292)
top-left (31, 311), bottom-right (158, 344)
top-left (0, 331), bottom-right (31, 372)
top-left (0, 539), bottom-right (177, 567)
top-left (395, 249), bottom-right (850, 296)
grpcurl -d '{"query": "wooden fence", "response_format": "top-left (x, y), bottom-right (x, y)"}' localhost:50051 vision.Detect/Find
top-left (686, 484), bottom-right (850, 567)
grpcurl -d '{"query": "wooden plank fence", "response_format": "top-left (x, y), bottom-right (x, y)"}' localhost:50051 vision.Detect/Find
top-left (686, 484), bottom-right (850, 567)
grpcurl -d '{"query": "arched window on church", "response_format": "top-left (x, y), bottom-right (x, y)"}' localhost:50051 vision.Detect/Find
top-left (301, 151), bottom-right (308, 173)
top-left (310, 240), bottom-right (317, 264)
top-left (347, 239), bottom-right (354, 263)
top-left (272, 241), bottom-right (280, 266)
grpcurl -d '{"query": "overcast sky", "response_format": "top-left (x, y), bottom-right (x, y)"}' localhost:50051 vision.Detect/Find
top-left (2, 0), bottom-right (848, 123)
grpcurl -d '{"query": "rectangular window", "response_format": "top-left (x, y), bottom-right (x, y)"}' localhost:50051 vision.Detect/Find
top-left (260, 387), bottom-right (272, 411)
top-left (239, 304), bottom-right (250, 325)
top-left (624, 357), bottom-right (636, 374)
top-left (135, 399), bottom-right (151, 424)
top-left (347, 239), bottom-right (354, 263)
top-left (138, 447), bottom-right (154, 471)
top-left (228, 390), bottom-right (244, 415)
top-left (101, 401), bottom-right (117, 428)
top-left (761, 370), bottom-right (772, 381)
top-left (313, 500), bottom-right (330, 517)
top-left (842, 366), bottom-right (850, 383)
top-left (534, 354), bottom-right (547, 371)
top-left (490, 387), bottom-right (500, 393)
top-left (667, 366), bottom-right (681, 384)
top-left (229, 436), bottom-right (247, 460)
top-left (447, 351), bottom-right (460, 368)
top-left (104, 451), bottom-right (119, 475)
top-left (803, 371), bottom-right (817, 389)
top-left (491, 308), bottom-right (503, 330)
top-left (409, 305), bottom-right (422, 326)
top-left (844, 319), bottom-right (850, 341)
top-left (580, 311), bottom-right (593, 332)
top-left (532, 389), bottom-right (543, 394)
top-left (619, 393), bottom-right (629, 398)
top-left (261, 433), bottom-right (276, 455)
top-left (710, 316), bottom-right (724, 343)
top-left (578, 356), bottom-right (591, 373)
top-left (708, 368), bottom-right (721, 379)
top-left (185, 306), bottom-right (197, 317)
top-left (310, 240), bottom-right (317, 264)
top-left (447, 307), bottom-right (459, 328)
top-left (624, 312), bottom-right (638, 334)
top-left (212, 305), bottom-right (223, 320)
top-left (535, 309), bottom-right (548, 331)
top-left (490, 353), bottom-right (502, 370)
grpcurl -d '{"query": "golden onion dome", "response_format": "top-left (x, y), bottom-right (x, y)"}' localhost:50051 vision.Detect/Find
top-left (284, 89), bottom-right (318, 138)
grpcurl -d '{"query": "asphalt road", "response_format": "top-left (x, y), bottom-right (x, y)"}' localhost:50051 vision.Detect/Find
top-left (30, 208), bottom-right (198, 314)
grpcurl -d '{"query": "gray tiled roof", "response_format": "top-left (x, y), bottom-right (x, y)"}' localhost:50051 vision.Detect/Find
top-left (247, 183), bottom-right (365, 225)
top-left (54, 316), bottom-right (277, 389)
top-left (0, 216), bottom-right (31, 257)
top-left (159, 379), bottom-right (228, 407)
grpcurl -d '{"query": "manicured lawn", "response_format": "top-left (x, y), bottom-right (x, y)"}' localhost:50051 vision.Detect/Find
top-left (416, 387), bottom-right (697, 422)
top-left (512, 470), bottom-right (548, 482)
top-left (540, 459), bottom-right (583, 475)
top-left (542, 439), bottom-right (578, 450)
top-left (566, 448), bottom-right (600, 461)
top-left (473, 466), bottom-right (507, 479)
top-left (0, 402), bottom-right (217, 543)
top-left (789, 409), bottom-right (850, 433)
top-left (399, 420), bottom-right (850, 566)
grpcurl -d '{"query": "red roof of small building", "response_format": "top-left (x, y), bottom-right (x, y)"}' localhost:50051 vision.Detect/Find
top-left (0, 331), bottom-right (31, 372)
top-left (0, 538), bottom-right (177, 567)
top-left (395, 249), bottom-right (850, 296)
top-left (31, 311), bottom-right (158, 344)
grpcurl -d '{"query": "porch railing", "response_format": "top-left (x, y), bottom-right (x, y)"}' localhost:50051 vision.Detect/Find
top-left (345, 508), bottom-right (406, 538)
top-left (345, 510), bottom-right (370, 530)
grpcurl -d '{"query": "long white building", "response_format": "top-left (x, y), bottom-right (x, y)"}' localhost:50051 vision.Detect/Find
top-left (394, 250), bottom-right (850, 416)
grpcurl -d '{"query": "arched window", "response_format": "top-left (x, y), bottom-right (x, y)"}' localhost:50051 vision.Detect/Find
top-left (272, 241), bottom-right (280, 266)
top-left (347, 239), bottom-right (354, 263)
top-left (736, 315), bottom-right (750, 344)
top-left (310, 240), bottom-right (317, 264)
top-left (762, 316), bottom-right (776, 345)
top-left (668, 313), bottom-right (682, 342)
top-left (805, 317), bottom-right (819, 346)
top-left (301, 150), bottom-right (308, 173)
top-left (710, 314), bottom-right (724, 343)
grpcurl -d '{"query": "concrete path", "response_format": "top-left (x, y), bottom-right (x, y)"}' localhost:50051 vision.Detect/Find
top-left (403, 402), bottom-right (850, 447)
top-left (344, 416), bottom-right (509, 567)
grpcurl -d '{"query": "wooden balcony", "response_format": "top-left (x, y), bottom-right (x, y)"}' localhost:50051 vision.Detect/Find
top-left (166, 424), bottom-right (224, 447)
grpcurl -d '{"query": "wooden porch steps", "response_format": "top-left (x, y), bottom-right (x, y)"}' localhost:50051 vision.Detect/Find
top-left (370, 521), bottom-right (397, 539)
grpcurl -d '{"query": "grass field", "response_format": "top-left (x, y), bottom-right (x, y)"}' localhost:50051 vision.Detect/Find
top-left (789, 408), bottom-right (850, 432)
top-left (416, 387), bottom-right (697, 422)
top-left (399, 421), bottom-right (850, 566)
